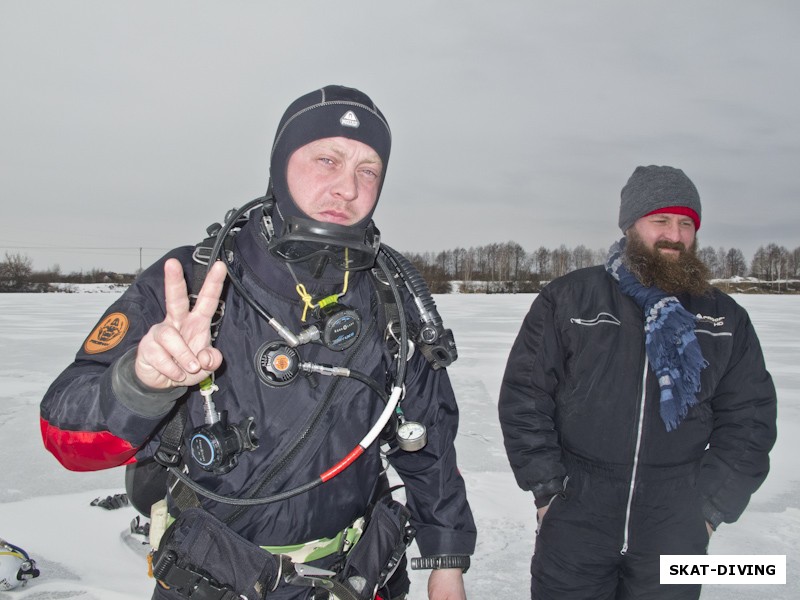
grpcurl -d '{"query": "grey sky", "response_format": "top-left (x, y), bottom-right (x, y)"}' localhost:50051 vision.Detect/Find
top-left (2, 1), bottom-right (798, 273)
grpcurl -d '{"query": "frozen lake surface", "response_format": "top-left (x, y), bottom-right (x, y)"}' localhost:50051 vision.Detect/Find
top-left (1, 292), bottom-right (797, 598)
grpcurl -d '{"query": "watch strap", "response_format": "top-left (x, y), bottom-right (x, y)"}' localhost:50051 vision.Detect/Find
top-left (410, 555), bottom-right (470, 573)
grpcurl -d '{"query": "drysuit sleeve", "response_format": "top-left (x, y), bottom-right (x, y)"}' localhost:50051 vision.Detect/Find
top-left (498, 287), bottom-right (568, 507)
top-left (699, 306), bottom-right (777, 528)
top-left (387, 349), bottom-right (477, 557)
top-left (39, 252), bottom-right (191, 472)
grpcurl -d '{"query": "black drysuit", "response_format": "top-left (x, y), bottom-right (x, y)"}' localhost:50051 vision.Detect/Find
top-left (498, 266), bottom-right (776, 599)
top-left (41, 217), bottom-right (476, 599)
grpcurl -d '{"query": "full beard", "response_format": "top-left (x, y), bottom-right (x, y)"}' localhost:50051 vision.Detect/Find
top-left (624, 231), bottom-right (712, 296)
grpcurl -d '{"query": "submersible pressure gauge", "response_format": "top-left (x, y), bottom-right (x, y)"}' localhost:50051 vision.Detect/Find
top-left (397, 418), bottom-right (427, 452)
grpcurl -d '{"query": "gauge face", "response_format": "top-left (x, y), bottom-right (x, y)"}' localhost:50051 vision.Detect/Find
top-left (397, 420), bottom-right (427, 451)
top-left (190, 433), bottom-right (215, 467)
top-left (323, 309), bottom-right (361, 351)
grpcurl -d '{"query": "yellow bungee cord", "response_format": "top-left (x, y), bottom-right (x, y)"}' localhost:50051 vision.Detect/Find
top-left (293, 248), bottom-right (351, 322)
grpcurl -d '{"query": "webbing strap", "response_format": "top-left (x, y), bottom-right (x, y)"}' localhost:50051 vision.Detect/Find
top-left (154, 403), bottom-right (188, 468)
top-left (372, 271), bottom-right (403, 359)
top-left (154, 403), bottom-right (201, 513)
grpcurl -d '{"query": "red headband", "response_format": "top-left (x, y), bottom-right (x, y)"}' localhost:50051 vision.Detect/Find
top-left (644, 206), bottom-right (700, 231)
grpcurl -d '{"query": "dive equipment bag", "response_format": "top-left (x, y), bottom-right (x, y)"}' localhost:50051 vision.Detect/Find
top-left (152, 507), bottom-right (280, 600)
top-left (150, 494), bottom-right (413, 600)
top-left (335, 495), bottom-right (414, 600)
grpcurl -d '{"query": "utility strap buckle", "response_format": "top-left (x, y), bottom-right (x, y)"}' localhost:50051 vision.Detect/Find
top-left (281, 557), bottom-right (337, 590)
top-left (152, 549), bottom-right (239, 600)
top-left (281, 558), bottom-right (362, 600)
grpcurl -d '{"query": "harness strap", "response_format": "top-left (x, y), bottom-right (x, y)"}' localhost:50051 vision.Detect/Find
top-left (191, 230), bottom-right (233, 341)
top-left (371, 269), bottom-right (404, 360)
top-left (155, 403), bottom-right (188, 468)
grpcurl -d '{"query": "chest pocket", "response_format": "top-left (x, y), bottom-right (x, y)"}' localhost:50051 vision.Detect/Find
top-left (694, 326), bottom-right (734, 403)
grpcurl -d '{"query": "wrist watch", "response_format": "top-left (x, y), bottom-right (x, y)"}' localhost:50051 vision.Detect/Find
top-left (410, 555), bottom-right (470, 573)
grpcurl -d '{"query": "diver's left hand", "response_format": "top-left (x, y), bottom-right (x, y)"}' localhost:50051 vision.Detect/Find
top-left (428, 568), bottom-right (466, 600)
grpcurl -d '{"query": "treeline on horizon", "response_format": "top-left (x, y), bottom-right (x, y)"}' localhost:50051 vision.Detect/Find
top-left (1, 242), bottom-right (799, 293)
top-left (402, 241), bottom-right (800, 294)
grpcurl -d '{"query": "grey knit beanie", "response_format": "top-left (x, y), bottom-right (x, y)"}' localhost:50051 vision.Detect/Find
top-left (619, 165), bottom-right (701, 233)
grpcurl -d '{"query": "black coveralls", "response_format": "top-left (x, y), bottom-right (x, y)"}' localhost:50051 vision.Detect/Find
top-left (41, 217), bottom-right (476, 599)
top-left (498, 266), bottom-right (776, 600)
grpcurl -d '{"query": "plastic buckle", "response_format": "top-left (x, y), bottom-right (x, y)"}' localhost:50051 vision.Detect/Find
top-left (154, 447), bottom-right (182, 468)
top-left (153, 550), bottom-right (232, 600)
top-left (283, 559), bottom-right (337, 590)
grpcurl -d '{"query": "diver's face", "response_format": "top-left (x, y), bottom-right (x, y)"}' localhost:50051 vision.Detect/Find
top-left (286, 137), bottom-right (383, 226)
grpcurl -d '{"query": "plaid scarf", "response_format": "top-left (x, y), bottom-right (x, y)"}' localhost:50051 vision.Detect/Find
top-left (605, 238), bottom-right (707, 431)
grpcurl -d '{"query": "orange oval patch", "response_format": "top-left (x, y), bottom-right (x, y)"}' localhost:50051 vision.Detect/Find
top-left (84, 312), bottom-right (130, 354)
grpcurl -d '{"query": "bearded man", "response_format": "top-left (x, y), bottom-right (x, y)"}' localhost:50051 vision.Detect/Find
top-left (498, 165), bottom-right (777, 600)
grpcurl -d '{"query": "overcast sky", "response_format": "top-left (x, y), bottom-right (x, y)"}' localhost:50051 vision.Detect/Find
top-left (2, 1), bottom-right (798, 274)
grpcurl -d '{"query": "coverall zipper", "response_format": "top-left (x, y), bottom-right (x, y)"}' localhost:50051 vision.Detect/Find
top-left (621, 355), bottom-right (649, 555)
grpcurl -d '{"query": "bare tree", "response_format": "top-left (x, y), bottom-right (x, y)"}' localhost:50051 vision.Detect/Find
top-left (551, 245), bottom-right (572, 278)
top-left (725, 248), bottom-right (746, 278)
top-left (0, 252), bottom-right (34, 291)
top-left (789, 247), bottom-right (800, 279)
top-left (593, 247), bottom-right (608, 267)
top-left (452, 247), bottom-right (465, 280)
top-left (534, 246), bottom-right (551, 279)
top-left (750, 246), bottom-right (768, 279)
top-left (765, 244), bottom-right (789, 290)
top-left (715, 247), bottom-right (727, 279)
top-left (508, 241), bottom-right (527, 281)
top-left (698, 246), bottom-right (719, 278)
top-left (572, 245), bottom-right (593, 270)
top-left (462, 247), bottom-right (475, 282)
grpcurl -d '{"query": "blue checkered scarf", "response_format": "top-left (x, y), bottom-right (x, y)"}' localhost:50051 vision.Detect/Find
top-left (605, 238), bottom-right (707, 431)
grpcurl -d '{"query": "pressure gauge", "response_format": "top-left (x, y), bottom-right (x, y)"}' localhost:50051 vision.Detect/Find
top-left (397, 419), bottom-right (427, 452)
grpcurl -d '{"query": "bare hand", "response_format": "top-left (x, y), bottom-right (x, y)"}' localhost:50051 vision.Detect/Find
top-left (428, 569), bottom-right (466, 600)
top-left (135, 258), bottom-right (227, 389)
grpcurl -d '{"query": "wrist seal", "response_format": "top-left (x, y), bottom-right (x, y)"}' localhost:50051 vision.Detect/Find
top-left (410, 555), bottom-right (470, 573)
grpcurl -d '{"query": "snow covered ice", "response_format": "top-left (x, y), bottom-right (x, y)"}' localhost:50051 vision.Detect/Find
top-left (1, 291), bottom-right (797, 598)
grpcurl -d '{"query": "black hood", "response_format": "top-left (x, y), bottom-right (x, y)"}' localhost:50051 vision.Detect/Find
top-left (268, 85), bottom-right (391, 231)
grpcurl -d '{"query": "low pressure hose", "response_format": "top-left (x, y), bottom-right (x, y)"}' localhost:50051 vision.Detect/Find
top-left (166, 241), bottom-right (408, 506)
top-left (379, 244), bottom-right (457, 368)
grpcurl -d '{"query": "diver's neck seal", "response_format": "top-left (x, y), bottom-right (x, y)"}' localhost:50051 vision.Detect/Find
top-left (260, 197), bottom-right (381, 273)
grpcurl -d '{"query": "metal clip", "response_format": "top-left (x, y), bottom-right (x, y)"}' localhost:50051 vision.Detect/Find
top-left (283, 558), bottom-right (336, 590)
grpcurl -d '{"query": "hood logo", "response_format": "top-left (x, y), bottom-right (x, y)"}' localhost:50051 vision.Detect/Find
top-left (696, 314), bottom-right (725, 327)
top-left (340, 110), bottom-right (360, 128)
top-left (84, 312), bottom-right (130, 354)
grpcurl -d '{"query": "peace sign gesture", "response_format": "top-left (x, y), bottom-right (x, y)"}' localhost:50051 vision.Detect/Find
top-left (135, 258), bottom-right (227, 390)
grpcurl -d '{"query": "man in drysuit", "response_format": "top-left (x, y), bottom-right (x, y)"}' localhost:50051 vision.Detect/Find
top-left (41, 85), bottom-right (476, 600)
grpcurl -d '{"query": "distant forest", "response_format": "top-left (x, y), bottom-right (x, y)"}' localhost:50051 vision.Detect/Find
top-left (1, 242), bottom-right (799, 293)
top-left (403, 241), bottom-right (800, 294)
